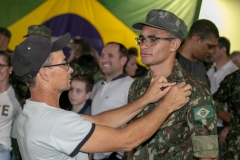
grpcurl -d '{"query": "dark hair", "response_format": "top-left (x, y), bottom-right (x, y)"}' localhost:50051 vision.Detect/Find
top-left (20, 52), bottom-right (54, 88)
top-left (124, 47), bottom-right (138, 74)
top-left (0, 27), bottom-right (11, 39)
top-left (106, 42), bottom-right (128, 57)
top-left (77, 54), bottom-right (100, 69)
top-left (124, 47), bottom-right (138, 65)
top-left (71, 74), bottom-right (94, 92)
top-left (218, 37), bottom-right (230, 56)
top-left (0, 51), bottom-right (12, 66)
top-left (188, 19), bottom-right (219, 41)
top-left (78, 40), bottom-right (92, 56)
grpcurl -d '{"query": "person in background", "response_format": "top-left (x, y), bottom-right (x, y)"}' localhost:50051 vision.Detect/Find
top-left (213, 69), bottom-right (240, 159)
top-left (77, 54), bottom-right (104, 84)
top-left (67, 74), bottom-right (94, 115)
top-left (68, 37), bottom-right (92, 63)
top-left (128, 9), bottom-right (218, 159)
top-left (176, 19), bottom-right (220, 89)
top-left (125, 48), bottom-right (138, 78)
top-left (127, 47), bottom-right (148, 78)
top-left (91, 42), bottom-right (134, 160)
top-left (230, 51), bottom-right (240, 68)
top-left (23, 25), bottom-right (52, 41)
top-left (207, 37), bottom-right (238, 159)
top-left (0, 27), bottom-right (12, 52)
top-left (59, 54), bottom-right (104, 109)
top-left (0, 51), bottom-right (22, 160)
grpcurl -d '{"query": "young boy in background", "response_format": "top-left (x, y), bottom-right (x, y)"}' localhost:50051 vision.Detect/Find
top-left (67, 74), bottom-right (94, 115)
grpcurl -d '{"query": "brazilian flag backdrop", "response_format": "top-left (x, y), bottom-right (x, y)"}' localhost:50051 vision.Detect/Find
top-left (0, 0), bottom-right (202, 65)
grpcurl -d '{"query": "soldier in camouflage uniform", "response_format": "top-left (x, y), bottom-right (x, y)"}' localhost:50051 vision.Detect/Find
top-left (213, 70), bottom-right (240, 159)
top-left (23, 25), bottom-right (52, 41)
top-left (128, 9), bottom-right (218, 159)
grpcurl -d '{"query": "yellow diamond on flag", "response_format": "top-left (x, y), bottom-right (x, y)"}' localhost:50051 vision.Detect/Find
top-left (196, 108), bottom-right (210, 118)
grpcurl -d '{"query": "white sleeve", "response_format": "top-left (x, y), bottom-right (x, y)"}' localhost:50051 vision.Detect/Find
top-left (50, 112), bottom-right (95, 157)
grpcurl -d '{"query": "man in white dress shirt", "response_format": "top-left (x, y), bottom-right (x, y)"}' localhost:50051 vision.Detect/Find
top-left (207, 37), bottom-right (238, 159)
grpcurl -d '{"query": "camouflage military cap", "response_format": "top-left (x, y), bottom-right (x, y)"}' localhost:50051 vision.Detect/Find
top-left (23, 25), bottom-right (52, 41)
top-left (132, 9), bottom-right (187, 40)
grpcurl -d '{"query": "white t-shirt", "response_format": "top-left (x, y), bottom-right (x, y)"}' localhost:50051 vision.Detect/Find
top-left (0, 86), bottom-right (22, 150)
top-left (16, 100), bottom-right (94, 160)
top-left (91, 75), bottom-right (133, 159)
top-left (207, 60), bottom-right (238, 127)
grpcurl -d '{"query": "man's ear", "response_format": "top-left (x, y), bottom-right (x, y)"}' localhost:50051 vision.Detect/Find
top-left (120, 56), bottom-right (128, 66)
top-left (170, 39), bottom-right (181, 52)
top-left (192, 35), bottom-right (201, 45)
top-left (38, 68), bottom-right (49, 82)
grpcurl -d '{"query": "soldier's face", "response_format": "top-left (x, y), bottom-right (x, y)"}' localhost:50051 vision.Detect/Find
top-left (99, 43), bottom-right (126, 79)
top-left (139, 26), bottom-right (172, 66)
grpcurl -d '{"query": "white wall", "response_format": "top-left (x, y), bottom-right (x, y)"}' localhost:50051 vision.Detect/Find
top-left (199, 0), bottom-right (240, 53)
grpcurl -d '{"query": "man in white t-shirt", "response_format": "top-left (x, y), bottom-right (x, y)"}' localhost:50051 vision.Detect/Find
top-left (11, 33), bottom-right (191, 160)
top-left (207, 37), bottom-right (238, 158)
top-left (91, 42), bottom-right (133, 160)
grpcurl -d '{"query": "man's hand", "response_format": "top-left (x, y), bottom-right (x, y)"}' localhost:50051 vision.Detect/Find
top-left (162, 82), bottom-right (191, 112)
top-left (219, 126), bottom-right (229, 146)
top-left (142, 76), bottom-right (176, 104)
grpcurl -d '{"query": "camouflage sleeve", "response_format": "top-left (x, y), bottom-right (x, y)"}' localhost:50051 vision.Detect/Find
top-left (213, 75), bottom-right (232, 113)
top-left (188, 87), bottom-right (218, 158)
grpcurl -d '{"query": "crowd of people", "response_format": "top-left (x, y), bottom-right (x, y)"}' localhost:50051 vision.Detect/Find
top-left (0, 8), bottom-right (240, 160)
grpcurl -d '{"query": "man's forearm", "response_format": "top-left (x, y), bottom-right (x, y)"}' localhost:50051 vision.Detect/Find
top-left (82, 96), bottom-right (149, 128)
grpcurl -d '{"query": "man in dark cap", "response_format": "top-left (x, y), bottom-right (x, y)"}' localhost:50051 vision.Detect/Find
top-left (11, 33), bottom-right (191, 160)
top-left (23, 25), bottom-right (52, 41)
top-left (0, 27), bottom-right (12, 52)
top-left (128, 9), bottom-right (218, 159)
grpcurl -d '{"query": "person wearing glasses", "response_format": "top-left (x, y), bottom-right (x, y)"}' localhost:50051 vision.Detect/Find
top-left (0, 51), bottom-right (22, 160)
top-left (11, 33), bottom-right (191, 160)
top-left (127, 9), bottom-right (218, 159)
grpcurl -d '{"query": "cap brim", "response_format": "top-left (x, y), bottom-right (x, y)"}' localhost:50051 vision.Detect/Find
top-left (23, 34), bottom-right (28, 38)
top-left (132, 22), bottom-right (168, 31)
top-left (51, 33), bottom-right (71, 52)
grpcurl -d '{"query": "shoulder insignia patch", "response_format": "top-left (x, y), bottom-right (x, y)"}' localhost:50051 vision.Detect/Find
top-left (193, 105), bottom-right (213, 120)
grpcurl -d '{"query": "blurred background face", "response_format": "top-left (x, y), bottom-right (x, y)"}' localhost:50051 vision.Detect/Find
top-left (125, 55), bottom-right (138, 77)
top-left (68, 80), bottom-right (90, 106)
top-left (209, 45), bottom-right (221, 63)
top-left (0, 55), bottom-right (11, 83)
top-left (99, 43), bottom-right (124, 78)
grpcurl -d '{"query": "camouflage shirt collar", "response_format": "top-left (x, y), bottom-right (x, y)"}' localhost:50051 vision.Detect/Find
top-left (146, 59), bottom-right (187, 83)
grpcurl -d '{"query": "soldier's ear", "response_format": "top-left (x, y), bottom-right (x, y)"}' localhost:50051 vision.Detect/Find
top-left (170, 38), bottom-right (181, 52)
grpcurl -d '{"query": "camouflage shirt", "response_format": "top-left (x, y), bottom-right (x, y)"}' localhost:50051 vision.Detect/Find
top-left (69, 62), bottom-right (104, 84)
top-left (9, 72), bottom-right (30, 107)
top-left (213, 69), bottom-right (240, 159)
top-left (128, 60), bottom-right (218, 159)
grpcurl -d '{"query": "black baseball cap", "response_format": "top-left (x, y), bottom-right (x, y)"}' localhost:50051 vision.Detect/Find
top-left (12, 33), bottom-right (71, 77)
top-left (0, 27), bottom-right (11, 39)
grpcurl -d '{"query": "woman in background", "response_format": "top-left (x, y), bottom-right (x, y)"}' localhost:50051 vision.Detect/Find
top-left (0, 51), bottom-right (22, 160)
top-left (125, 48), bottom-right (138, 78)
